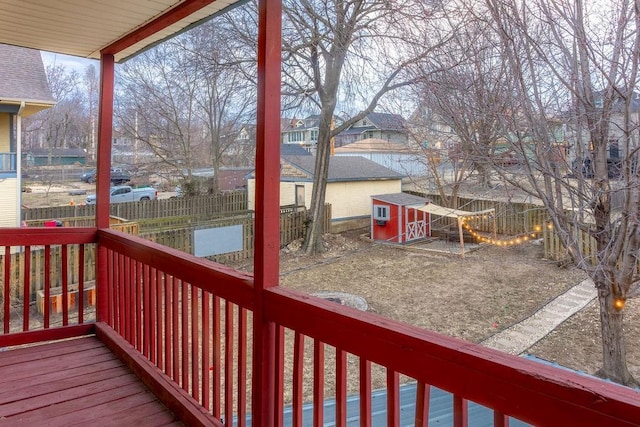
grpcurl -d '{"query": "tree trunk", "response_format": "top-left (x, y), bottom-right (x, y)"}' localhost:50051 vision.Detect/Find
top-left (303, 125), bottom-right (331, 255)
top-left (594, 283), bottom-right (638, 386)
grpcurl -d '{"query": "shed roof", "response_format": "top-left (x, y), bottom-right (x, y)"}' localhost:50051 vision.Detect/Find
top-left (282, 155), bottom-right (403, 182)
top-left (372, 193), bottom-right (429, 206)
top-left (0, 0), bottom-right (245, 63)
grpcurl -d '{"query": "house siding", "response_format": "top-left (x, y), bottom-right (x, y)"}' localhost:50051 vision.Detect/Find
top-left (0, 113), bottom-right (11, 151)
top-left (326, 180), bottom-right (401, 220)
top-left (247, 178), bottom-right (401, 221)
top-left (0, 178), bottom-right (18, 227)
top-left (335, 152), bottom-right (427, 176)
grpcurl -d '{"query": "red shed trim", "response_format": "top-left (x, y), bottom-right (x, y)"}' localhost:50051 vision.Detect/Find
top-left (371, 193), bottom-right (430, 244)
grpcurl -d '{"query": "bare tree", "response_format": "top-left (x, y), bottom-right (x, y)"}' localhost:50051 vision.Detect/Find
top-left (485, 0), bottom-right (640, 385)
top-left (279, 0), bottom-right (447, 254)
top-left (116, 22), bottom-right (255, 192)
top-left (23, 64), bottom-right (85, 156)
top-left (406, 102), bottom-right (471, 209)
top-left (116, 43), bottom-right (209, 182)
top-left (83, 65), bottom-right (99, 163)
top-left (183, 21), bottom-right (256, 193)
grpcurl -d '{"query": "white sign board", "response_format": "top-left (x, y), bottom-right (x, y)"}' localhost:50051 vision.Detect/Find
top-left (194, 225), bottom-right (243, 257)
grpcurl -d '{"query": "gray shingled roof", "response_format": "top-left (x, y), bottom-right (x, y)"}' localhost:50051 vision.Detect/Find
top-left (372, 193), bottom-right (429, 206)
top-left (0, 44), bottom-right (55, 103)
top-left (281, 144), bottom-right (312, 156)
top-left (282, 155), bottom-right (404, 181)
top-left (366, 112), bottom-right (406, 131)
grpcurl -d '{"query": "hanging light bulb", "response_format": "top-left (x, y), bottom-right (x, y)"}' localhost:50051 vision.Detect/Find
top-left (613, 298), bottom-right (626, 311)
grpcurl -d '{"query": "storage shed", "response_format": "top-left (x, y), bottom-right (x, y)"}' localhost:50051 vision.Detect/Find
top-left (371, 193), bottom-right (430, 244)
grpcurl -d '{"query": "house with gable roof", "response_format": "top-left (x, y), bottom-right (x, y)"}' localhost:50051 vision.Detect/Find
top-left (334, 137), bottom-right (428, 176)
top-left (0, 44), bottom-right (55, 227)
top-left (247, 155), bottom-right (404, 231)
top-left (335, 111), bottom-right (408, 147)
top-left (281, 115), bottom-right (321, 152)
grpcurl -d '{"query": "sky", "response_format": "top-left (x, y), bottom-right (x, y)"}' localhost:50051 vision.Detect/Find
top-left (40, 51), bottom-right (99, 74)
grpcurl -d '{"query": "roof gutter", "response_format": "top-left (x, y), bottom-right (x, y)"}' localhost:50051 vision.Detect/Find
top-left (16, 101), bottom-right (24, 227)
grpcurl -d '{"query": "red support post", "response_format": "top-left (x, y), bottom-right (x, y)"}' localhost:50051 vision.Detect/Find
top-left (252, 0), bottom-right (282, 424)
top-left (96, 53), bottom-right (114, 323)
top-left (96, 53), bottom-right (114, 230)
top-left (3, 246), bottom-right (9, 333)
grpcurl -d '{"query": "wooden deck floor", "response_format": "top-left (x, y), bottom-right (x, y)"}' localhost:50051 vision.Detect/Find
top-left (0, 336), bottom-right (183, 426)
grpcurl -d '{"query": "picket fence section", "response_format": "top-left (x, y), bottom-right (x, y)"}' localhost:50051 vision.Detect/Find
top-left (22, 191), bottom-right (248, 221)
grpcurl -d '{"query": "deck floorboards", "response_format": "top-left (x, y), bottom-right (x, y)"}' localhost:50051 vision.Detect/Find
top-left (0, 336), bottom-right (183, 426)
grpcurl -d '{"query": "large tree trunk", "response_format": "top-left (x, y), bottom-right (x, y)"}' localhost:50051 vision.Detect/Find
top-left (594, 282), bottom-right (638, 386)
top-left (303, 109), bottom-right (333, 255)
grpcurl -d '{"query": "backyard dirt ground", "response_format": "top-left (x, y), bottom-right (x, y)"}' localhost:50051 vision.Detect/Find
top-left (233, 230), bottom-right (640, 382)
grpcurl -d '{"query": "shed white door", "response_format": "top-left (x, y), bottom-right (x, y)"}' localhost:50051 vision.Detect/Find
top-left (406, 208), bottom-right (426, 241)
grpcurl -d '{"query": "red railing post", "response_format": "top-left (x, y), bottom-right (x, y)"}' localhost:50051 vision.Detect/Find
top-left (252, 0), bottom-right (282, 425)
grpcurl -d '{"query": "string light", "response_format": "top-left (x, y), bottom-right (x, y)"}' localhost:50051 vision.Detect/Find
top-left (613, 298), bottom-right (625, 311)
top-left (459, 216), bottom-right (545, 247)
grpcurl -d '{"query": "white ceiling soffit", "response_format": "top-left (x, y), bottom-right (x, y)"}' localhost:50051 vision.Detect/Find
top-left (0, 0), bottom-right (241, 62)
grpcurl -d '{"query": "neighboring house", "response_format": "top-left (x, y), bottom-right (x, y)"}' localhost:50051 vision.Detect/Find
top-left (334, 112), bottom-right (408, 147)
top-left (371, 193), bottom-right (430, 244)
top-left (217, 167), bottom-right (252, 192)
top-left (247, 155), bottom-right (404, 231)
top-left (26, 147), bottom-right (85, 166)
top-left (281, 115), bottom-right (320, 152)
top-left (224, 123), bottom-right (257, 167)
top-left (334, 138), bottom-right (428, 176)
top-left (0, 44), bottom-right (55, 227)
top-left (407, 105), bottom-right (459, 150)
top-left (564, 91), bottom-right (638, 168)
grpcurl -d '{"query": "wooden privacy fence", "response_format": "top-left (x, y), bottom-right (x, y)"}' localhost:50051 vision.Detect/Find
top-left (22, 191), bottom-right (247, 221)
top-left (1, 244), bottom-right (96, 302)
top-left (139, 204), bottom-right (331, 263)
top-left (542, 223), bottom-right (599, 264)
top-left (25, 216), bottom-right (139, 235)
top-left (421, 192), bottom-right (602, 263)
top-left (421, 193), bottom-right (548, 236)
top-left (4, 203), bottom-right (329, 302)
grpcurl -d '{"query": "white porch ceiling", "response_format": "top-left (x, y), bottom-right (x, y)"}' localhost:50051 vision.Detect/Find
top-left (0, 0), bottom-right (242, 62)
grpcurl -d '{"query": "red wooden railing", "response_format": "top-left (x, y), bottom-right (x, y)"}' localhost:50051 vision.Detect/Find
top-left (96, 229), bottom-right (640, 426)
top-left (0, 228), bottom-right (96, 348)
top-left (3, 228), bottom-right (640, 426)
top-left (98, 229), bottom-right (255, 425)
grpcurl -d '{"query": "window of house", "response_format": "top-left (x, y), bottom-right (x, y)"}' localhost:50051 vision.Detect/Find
top-left (373, 204), bottom-right (390, 220)
top-left (311, 130), bottom-right (318, 141)
top-left (288, 131), bottom-right (305, 142)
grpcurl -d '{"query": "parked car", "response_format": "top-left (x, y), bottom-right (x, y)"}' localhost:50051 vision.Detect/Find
top-left (81, 168), bottom-right (131, 184)
top-left (85, 185), bottom-right (157, 204)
